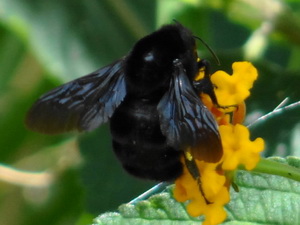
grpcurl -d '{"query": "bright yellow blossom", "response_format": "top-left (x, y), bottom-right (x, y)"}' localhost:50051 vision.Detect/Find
top-left (220, 124), bottom-right (264, 171)
top-left (173, 158), bottom-right (229, 225)
top-left (211, 61), bottom-right (258, 106)
top-left (173, 61), bottom-right (264, 225)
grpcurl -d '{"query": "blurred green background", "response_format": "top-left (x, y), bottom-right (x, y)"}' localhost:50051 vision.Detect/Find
top-left (1, 0), bottom-right (300, 224)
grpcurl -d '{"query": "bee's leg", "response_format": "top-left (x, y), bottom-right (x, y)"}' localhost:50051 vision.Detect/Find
top-left (184, 152), bottom-right (212, 204)
top-left (193, 59), bottom-right (219, 106)
top-left (193, 59), bottom-right (237, 109)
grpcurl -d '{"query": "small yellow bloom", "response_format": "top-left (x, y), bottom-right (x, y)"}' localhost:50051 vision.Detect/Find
top-left (211, 62), bottom-right (258, 106)
top-left (187, 187), bottom-right (229, 225)
top-left (197, 187), bottom-right (229, 225)
top-left (220, 124), bottom-right (265, 171)
top-left (173, 158), bottom-right (230, 225)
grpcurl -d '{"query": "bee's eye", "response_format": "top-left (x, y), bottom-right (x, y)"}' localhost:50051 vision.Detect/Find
top-left (144, 51), bottom-right (154, 62)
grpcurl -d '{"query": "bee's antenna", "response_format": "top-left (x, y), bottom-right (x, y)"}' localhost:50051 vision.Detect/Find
top-left (171, 20), bottom-right (220, 65)
top-left (193, 35), bottom-right (220, 66)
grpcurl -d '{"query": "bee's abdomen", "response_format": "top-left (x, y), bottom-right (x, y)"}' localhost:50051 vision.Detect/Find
top-left (109, 97), bottom-right (183, 181)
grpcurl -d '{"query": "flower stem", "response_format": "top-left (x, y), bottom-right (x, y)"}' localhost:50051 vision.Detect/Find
top-left (238, 158), bottom-right (300, 182)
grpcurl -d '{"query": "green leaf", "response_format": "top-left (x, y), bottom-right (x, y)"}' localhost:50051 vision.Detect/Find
top-left (94, 157), bottom-right (300, 225)
top-left (227, 158), bottom-right (300, 224)
top-left (0, 26), bottom-right (25, 91)
top-left (0, 0), bottom-right (156, 82)
top-left (94, 190), bottom-right (201, 225)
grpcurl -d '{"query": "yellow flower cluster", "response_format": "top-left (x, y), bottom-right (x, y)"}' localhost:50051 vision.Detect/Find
top-left (173, 62), bottom-right (265, 225)
top-left (174, 159), bottom-right (229, 225)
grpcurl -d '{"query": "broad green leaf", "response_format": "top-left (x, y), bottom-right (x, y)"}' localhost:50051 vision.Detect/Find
top-left (0, 26), bottom-right (25, 91)
top-left (0, 24), bottom-right (67, 161)
top-left (20, 169), bottom-right (84, 225)
top-left (226, 157), bottom-right (300, 224)
top-left (288, 47), bottom-right (300, 71)
top-left (94, 157), bottom-right (300, 225)
top-left (0, 0), bottom-right (156, 82)
top-left (199, 0), bottom-right (300, 47)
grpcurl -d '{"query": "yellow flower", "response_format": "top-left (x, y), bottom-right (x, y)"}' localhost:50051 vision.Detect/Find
top-left (173, 158), bottom-right (230, 225)
top-left (211, 61), bottom-right (258, 106)
top-left (220, 124), bottom-right (264, 171)
top-left (173, 61), bottom-right (264, 225)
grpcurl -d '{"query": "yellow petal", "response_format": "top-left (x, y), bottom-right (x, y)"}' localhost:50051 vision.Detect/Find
top-left (211, 61), bottom-right (258, 106)
top-left (220, 124), bottom-right (264, 171)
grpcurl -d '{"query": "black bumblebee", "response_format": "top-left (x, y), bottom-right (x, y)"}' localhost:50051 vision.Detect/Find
top-left (26, 23), bottom-right (222, 200)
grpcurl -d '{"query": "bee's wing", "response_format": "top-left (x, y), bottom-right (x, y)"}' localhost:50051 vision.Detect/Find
top-left (157, 60), bottom-right (222, 162)
top-left (26, 59), bottom-right (126, 134)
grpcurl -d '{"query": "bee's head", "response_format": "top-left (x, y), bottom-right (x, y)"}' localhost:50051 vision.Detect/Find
top-left (135, 23), bottom-right (196, 64)
top-left (126, 23), bottom-right (198, 92)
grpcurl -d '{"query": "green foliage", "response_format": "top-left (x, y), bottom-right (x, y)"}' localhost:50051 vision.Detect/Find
top-left (0, 0), bottom-right (300, 225)
top-left (95, 157), bottom-right (300, 225)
